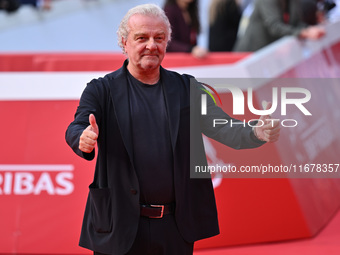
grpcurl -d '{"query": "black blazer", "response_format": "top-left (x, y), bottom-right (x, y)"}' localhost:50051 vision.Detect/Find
top-left (65, 60), bottom-right (263, 254)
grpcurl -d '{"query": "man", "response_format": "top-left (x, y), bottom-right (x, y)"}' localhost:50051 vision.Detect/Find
top-left (234, 0), bottom-right (325, 52)
top-left (65, 4), bottom-right (280, 255)
top-left (208, 0), bottom-right (242, 52)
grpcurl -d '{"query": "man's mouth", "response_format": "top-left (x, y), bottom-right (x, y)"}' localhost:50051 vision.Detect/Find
top-left (143, 52), bottom-right (158, 57)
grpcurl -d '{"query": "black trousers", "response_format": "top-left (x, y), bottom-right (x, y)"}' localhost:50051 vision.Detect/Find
top-left (94, 214), bottom-right (194, 255)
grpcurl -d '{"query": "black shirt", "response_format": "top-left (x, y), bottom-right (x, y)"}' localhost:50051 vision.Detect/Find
top-left (127, 71), bottom-right (175, 204)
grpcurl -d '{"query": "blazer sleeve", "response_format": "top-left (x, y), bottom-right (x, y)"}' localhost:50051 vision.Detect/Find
top-left (65, 79), bottom-right (104, 161)
top-left (192, 80), bottom-right (265, 149)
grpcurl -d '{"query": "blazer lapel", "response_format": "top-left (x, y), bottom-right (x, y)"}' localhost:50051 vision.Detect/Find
top-left (108, 63), bottom-right (134, 165)
top-left (161, 67), bottom-right (180, 152)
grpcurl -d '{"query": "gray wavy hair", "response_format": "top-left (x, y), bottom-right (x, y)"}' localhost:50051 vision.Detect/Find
top-left (117, 4), bottom-right (172, 54)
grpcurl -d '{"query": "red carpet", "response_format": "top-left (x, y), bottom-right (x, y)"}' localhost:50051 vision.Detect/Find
top-left (195, 209), bottom-right (340, 255)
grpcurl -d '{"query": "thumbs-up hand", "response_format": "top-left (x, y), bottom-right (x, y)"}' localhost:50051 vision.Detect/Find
top-left (79, 114), bottom-right (99, 153)
top-left (253, 101), bottom-right (280, 143)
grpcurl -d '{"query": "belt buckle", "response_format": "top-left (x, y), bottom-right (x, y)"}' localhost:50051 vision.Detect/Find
top-left (150, 204), bottom-right (164, 218)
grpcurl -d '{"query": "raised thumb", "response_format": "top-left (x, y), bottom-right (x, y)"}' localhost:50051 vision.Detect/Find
top-left (262, 100), bottom-right (272, 110)
top-left (89, 114), bottom-right (99, 134)
top-left (258, 101), bottom-right (273, 120)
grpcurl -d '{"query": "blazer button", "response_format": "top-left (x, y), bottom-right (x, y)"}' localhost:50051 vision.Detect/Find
top-left (130, 189), bottom-right (137, 195)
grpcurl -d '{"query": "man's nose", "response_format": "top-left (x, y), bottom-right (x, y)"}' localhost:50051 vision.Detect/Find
top-left (146, 38), bottom-right (157, 50)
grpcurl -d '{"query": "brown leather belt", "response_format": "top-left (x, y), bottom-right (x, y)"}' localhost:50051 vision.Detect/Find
top-left (140, 203), bottom-right (175, 219)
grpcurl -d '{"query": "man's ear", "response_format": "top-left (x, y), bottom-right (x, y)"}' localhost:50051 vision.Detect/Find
top-left (122, 37), bottom-right (127, 53)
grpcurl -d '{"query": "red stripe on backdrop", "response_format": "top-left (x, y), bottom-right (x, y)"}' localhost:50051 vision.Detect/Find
top-left (0, 52), bottom-right (250, 72)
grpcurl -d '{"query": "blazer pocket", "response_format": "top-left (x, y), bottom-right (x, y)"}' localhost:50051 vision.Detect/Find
top-left (89, 186), bottom-right (113, 233)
